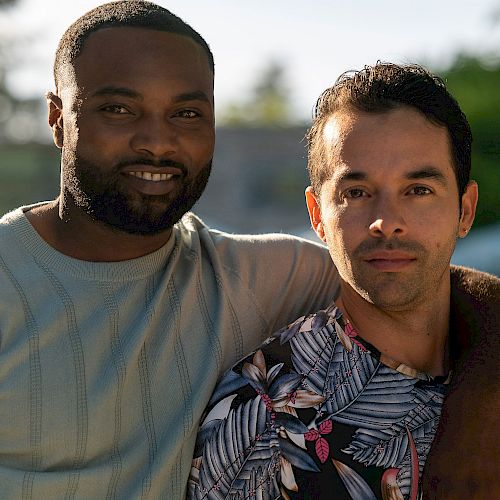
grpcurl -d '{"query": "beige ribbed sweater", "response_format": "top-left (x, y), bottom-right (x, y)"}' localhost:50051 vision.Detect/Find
top-left (0, 205), bottom-right (339, 499)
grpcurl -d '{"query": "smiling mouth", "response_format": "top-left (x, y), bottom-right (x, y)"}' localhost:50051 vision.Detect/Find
top-left (127, 171), bottom-right (175, 182)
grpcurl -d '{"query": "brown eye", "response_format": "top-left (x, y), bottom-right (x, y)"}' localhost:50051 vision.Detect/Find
top-left (409, 186), bottom-right (432, 196)
top-left (345, 188), bottom-right (366, 199)
top-left (174, 109), bottom-right (200, 118)
top-left (101, 104), bottom-right (129, 114)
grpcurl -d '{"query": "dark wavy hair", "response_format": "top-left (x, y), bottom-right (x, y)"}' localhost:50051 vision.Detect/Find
top-left (54, 0), bottom-right (214, 90)
top-left (307, 62), bottom-right (472, 200)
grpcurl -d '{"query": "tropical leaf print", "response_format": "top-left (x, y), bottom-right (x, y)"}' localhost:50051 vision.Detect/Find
top-left (315, 437), bottom-right (330, 463)
top-left (189, 305), bottom-right (446, 499)
top-left (192, 396), bottom-right (281, 499)
top-left (290, 322), bottom-right (418, 429)
top-left (381, 468), bottom-right (404, 500)
top-left (397, 433), bottom-right (436, 496)
top-left (332, 459), bottom-right (378, 500)
top-left (208, 369), bottom-right (248, 407)
top-left (343, 386), bottom-right (443, 469)
top-left (304, 418), bottom-right (333, 463)
top-left (287, 311), bottom-right (444, 498)
top-left (273, 305), bottom-right (340, 345)
top-left (406, 427), bottom-right (420, 500)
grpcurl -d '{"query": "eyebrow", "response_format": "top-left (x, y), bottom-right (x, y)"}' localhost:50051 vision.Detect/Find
top-left (171, 90), bottom-right (211, 104)
top-left (335, 166), bottom-right (448, 185)
top-left (91, 86), bottom-right (142, 99)
top-left (405, 167), bottom-right (447, 185)
top-left (335, 171), bottom-right (367, 183)
top-left (91, 87), bottom-right (211, 104)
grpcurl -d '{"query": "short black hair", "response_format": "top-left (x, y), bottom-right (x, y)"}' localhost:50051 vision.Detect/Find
top-left (307, 62), bottom-right (472, 200)
top-left (54, 0), bottom-right (214, 89)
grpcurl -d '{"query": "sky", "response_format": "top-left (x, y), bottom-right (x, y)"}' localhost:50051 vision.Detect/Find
top-left (1, 0), bottom-right (499, 124)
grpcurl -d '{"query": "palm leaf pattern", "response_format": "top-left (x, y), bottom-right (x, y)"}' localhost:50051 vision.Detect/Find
top-left (191, 396), bottom-right (281, 499)
top-left (288, 310), bottom-right (444, 497)
top-left (189, 306), bottom-right (446, 499)
top-left (346, 382), bottom-right (442, 499)
top-left (291, 323), bottom-right (417, 429)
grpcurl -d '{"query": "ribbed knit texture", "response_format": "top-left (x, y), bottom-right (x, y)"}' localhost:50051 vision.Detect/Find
top-left (0, 205), bottom-right (339, 499)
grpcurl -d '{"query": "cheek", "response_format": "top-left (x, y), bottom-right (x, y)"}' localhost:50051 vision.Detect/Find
top-left (183, 131), bottom-right (215, 160)
top-left (323, 210), bottom-right (360, 252)
top-left (408, 214), bottom-right (459, 259)
top-left (332, 207), bottom-right (366, 239)
top-left (75, 120), bottom-right (126, 156)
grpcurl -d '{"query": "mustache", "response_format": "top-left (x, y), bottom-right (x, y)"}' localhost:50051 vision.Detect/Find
top-left (353, 238), bottom-right (426, 257)
top-left (114, 157), bottom-right (187, 176)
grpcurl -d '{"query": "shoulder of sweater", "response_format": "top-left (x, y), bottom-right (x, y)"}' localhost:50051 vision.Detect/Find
top-left (173, 213), bottom-right (336, 298)
top-left (0, 207), bottom-right (24, 248)
top-left (177, 212), bottom-right (329, 253)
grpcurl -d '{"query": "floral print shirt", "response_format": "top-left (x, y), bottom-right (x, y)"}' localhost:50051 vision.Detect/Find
top-left (188, 304), bottom-right (448, 499)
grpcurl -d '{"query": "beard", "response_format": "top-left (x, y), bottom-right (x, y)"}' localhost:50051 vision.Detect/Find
top-left (331, 235), bottom-right (456, 312)
top-left (62, 149), bottom-right (212, 235)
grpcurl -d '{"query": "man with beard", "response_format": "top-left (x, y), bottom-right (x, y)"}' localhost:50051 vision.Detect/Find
top-left (0, 3), bottom-right (338, 498)
top-left (0, 2), bottom-right (496, 499)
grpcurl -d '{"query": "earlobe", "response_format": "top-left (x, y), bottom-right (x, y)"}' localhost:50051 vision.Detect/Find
top-left (47, 91), bottom-right (64, 148)
top-left (458, 181), bottom-right (478, 238)
top-left (305, 186), bottom-right (326, 242)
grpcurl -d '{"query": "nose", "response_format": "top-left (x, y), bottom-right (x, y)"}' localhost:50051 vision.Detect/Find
top-left (368, 197), bottom-right (407, 238)
top-left (130, 113), bottom-right (178, 157)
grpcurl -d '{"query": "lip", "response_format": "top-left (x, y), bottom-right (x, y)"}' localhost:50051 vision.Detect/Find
top-left (121, 166), bottom-right (184, 196)
top-left (121, 164), bottom-right (184, 177)
top-left (363, 251), bottom-right (416, 272)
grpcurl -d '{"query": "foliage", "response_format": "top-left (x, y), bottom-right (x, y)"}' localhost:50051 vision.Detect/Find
top-left (0, 0), bottom-right (45, 144)
top-left (0, 0), bottom-right (19, 8)
top-left (219, 61), bottom-right (295, 127)
top-left (441, 55), bottom-right (500, 227)
top-left (0, 144), bottom-right (59, 214)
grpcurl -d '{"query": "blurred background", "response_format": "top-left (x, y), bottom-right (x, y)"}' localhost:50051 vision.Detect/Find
top-left (0, 0), bottom-right (498, 274)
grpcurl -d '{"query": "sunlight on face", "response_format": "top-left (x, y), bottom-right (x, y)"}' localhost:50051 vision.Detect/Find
top-left (314, 107), bottom-right (466, 311)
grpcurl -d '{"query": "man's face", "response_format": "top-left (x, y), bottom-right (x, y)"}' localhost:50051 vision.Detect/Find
top-left (52, 27), bottom-right (215, 234)
top-left (306, 107), bottom-right (477, 310)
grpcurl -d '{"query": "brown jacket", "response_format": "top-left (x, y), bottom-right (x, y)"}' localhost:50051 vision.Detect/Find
top-left (423, 265), bottom-right (500, 498)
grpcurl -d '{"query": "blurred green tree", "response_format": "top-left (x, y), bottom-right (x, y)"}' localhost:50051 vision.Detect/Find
top-left (0, 0), bottom-right (44, 144)
top-left (0, 0), bottom-right (59, 213)
top-left (442, 55), bottom-right (500, 227)
top-left (219, 61), bottom-right (295, 127)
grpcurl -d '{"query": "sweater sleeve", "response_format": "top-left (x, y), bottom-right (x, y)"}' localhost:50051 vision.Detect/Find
top-left (208, 229), bottom-right (340, 337)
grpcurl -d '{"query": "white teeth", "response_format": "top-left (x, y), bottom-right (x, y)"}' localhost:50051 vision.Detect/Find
top-left (128, 171), bottom-right (174, 182)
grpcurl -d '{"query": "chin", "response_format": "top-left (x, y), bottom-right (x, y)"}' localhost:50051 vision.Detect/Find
top-left (362, 285), bottom-right (424, 310)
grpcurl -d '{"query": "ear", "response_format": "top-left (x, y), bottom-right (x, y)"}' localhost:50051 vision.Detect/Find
top-left (305, 186), bottom-right (326, 242)
top-left (458, 181), bottom-right (478, 238)
top-left (46, 91), bottom-right (64, 148)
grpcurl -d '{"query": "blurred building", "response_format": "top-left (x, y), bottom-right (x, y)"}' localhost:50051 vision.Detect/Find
top-left (0, 126), bottom-right (498, 276)
top-left (0, 127), bottom-right (313, 234)
top-left (197, 126), bottom-right (311, 234)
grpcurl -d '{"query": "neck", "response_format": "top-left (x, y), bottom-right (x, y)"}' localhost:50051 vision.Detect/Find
top-left (337, 277), bottom-right (451, 377)
top-left (26, 198), bottom-right (172, 262)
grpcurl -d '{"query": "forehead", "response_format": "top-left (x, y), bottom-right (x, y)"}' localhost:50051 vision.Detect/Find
top-left (59, 27), bottom-right (213, 97)
top-left (321, 107), bottom-right (454, 183)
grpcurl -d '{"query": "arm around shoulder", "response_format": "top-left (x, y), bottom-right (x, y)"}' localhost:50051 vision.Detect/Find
top-left (211, 231), bottom-right (340, 335)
